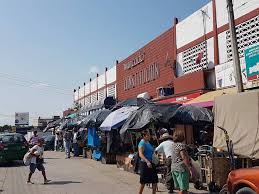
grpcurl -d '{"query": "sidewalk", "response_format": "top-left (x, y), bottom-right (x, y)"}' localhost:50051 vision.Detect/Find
top-left (0, 151), bottom-right (212, 194)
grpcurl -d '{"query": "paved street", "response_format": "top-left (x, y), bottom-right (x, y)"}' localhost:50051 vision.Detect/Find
top-left (0, 151), bottom-right (210, 194)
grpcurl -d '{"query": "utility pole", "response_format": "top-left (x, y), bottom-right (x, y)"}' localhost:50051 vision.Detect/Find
top-left (226, 0), bottom-right (243, 92)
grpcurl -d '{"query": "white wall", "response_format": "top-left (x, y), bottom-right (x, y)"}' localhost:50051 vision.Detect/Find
top-left (218, 31), bottom-right (228, 64)
top-left (107, 65), bottom-right (116, 84)
top-left (176, 52), bottom-right (184, 77)
top-left (216, 0), bottom-right (259, 27)
top-left (98, 74), bottom-right (105, 89)
top-left (176, 1), bottom-right (213, 48)
top-left (91, 77), bottom-right (97, 91)
top-left (207, 37), bottom-right (215, 68)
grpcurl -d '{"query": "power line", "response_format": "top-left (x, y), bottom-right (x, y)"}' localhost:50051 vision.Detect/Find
top-left (0, 71), bottom-right (72, 95)
top-left (0, 76), bottom-right (71, 96)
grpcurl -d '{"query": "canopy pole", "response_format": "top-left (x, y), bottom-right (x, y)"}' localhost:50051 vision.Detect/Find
top-left (130, 132), bottom-right (135, 152)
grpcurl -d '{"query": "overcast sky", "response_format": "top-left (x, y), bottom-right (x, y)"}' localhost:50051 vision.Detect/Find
top-left (0, 0), bottom-right (210, 125)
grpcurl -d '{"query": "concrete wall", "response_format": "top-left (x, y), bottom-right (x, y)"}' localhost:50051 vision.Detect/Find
top-left (216, 0), bottom-right (259, 28)
top-left (176, 1), bottom-right (213, 48)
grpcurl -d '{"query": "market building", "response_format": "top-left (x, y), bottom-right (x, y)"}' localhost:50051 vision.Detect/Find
top-left (73, 66), bottom-right (117, 115)
top-left (116, 0), bottom-right (259, 104)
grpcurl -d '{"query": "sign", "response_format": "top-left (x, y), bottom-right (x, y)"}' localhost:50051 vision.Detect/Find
top-left (215, 57), bottom-right (248, 89)
top-left (15, 112), bottom-right (29, 125)
top-left (245, 44), bottom-right (259, 81)
top-left (158, 92), bottom-right (201, 104)
top-left (124, 53), bottom-right (145, 70)
top-left (124, 63), bottom-right (160, 90)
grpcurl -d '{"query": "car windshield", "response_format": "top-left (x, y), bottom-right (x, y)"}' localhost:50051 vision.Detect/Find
top-left (43, 135), bottom-right (54, 141)
top-left (0, 134), bottom-right (25, 143)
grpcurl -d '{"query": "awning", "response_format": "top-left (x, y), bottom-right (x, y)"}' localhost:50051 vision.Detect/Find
top-left (185, 87), bottom-right (237, 107)
top-left (158, 92), bottom-right (201, 104)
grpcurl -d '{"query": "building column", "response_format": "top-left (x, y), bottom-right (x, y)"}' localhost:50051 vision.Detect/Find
top-left (212, 0), bottom-right (219, 65)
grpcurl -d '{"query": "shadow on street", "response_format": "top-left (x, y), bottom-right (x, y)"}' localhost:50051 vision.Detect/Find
top-left (47, 180), bottom-right (82, 185)
top-left (0, 160), bottom-right (24, 168)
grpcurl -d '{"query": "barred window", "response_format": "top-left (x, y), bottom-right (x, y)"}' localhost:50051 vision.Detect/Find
top-left (182, 41), bottom-right (208, 74)
top-left (226, 15), bottom-right (259, 61)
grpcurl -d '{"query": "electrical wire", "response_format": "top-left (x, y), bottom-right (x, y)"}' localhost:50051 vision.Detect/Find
top-left (0, 71), bottom-right (71, 92)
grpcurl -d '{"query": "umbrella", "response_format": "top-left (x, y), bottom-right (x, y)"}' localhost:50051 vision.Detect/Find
top-left (120, 103), bottom-right (181, 136)
top-left (112, 98), bottom-right (152, 110)
top-left (59, 117), bottom-right (79, 130)
top-left (80, 109), bottom-right (112, 128)
top-left (169, 105), bottom-right (213, 125)
top-left (100, 106), bottom-right (138, 131)
top-left (43, 118), bottom-right (63, 133)
top-left (66, 113), bottom-right (77, 119)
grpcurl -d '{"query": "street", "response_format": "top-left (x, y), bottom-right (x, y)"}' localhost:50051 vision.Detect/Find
top-left (0, 151), bottom-right (210, 194)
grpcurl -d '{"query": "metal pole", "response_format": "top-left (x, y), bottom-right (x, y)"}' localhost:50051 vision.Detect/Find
top-left (226, 0), bottom-right (243, 93)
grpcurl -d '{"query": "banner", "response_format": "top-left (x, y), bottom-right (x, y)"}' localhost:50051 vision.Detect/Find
top-left (15, 112), bottom-right (29, 125)
top-left (245, 44), bottom-right (259, 81)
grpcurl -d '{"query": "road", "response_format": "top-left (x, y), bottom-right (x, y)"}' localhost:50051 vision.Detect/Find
top-left (0, 151), bottom-right (211, 194)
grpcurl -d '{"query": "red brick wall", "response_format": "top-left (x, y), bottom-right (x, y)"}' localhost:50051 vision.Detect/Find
top-left (117, 28), bottom-right (175, 101)
top-left (174, 70), bottom-right (205, 94)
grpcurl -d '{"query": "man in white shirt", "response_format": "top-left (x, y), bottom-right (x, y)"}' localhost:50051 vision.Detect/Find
top-left (155, 128), bottom-right (174, 193)
top-left (27, 138), bottom-right (50, 184)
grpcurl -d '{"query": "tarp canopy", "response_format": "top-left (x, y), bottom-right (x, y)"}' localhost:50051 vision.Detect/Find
top-left (185, 87), bottom-right (237, 107)
top-left (112, 97), bottom-right (152, 110)
top-left (120, 103), bottom-right (181, 136)
top-left (213, 91), bottom-right (259, 159)
top-left (169, 105), bottom-right (213, 125)
top-left (80, 109), bottom-right (112, 128)
top-left (43, 118), bottom-right (64, 132)
top-left (100, 106), bottom-right (138, 131)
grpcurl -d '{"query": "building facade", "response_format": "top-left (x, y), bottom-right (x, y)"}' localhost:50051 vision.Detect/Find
top-left (74, 66), bottom-right (117, 114)
top-left (116, 0), bottom-right (259, 103)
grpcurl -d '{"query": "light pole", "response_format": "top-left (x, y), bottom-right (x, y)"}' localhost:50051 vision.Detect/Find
top-left (78, 86), bottom-right (80, 108)
top-left (83, 82), bottom-right (86, 106)
top-left (226, 0), bottom-right (243, 93)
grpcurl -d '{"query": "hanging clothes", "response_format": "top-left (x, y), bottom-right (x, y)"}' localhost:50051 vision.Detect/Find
top-left (87, 128), bottom-right (100, 147)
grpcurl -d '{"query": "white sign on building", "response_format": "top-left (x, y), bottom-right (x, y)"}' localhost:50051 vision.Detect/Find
top-left (215, 57), bottom-right (254, 89)
top-left (15, 112), bottom-right (29, 125)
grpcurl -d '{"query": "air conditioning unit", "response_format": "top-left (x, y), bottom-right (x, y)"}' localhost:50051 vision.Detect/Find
top-left (157, 87), bottom-right (173, 97)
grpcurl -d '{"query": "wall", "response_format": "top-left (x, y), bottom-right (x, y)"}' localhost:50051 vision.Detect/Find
top-left (74, 65), bottom-right (117, 103)
top-left (116, 29), bottom-right (175, 101)
top-left (216, 0), bottom-right (259, 28)
top-left (176, 1), bottom-right (213, 48)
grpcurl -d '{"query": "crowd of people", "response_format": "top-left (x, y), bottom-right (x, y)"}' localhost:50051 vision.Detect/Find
top-left (137, 128), bottom-right (194, 194)
top-left (26, 127), bottom-right (195, 193)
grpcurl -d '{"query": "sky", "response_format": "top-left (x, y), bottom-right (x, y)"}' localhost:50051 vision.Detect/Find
top-left (0, 0), bottom-right (211, 125)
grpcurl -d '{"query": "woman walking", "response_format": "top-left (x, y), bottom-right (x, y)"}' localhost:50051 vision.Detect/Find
top-left (171, 129), bottom-right (192, 194)
top-left (138, 130), bottom-right (158, 194)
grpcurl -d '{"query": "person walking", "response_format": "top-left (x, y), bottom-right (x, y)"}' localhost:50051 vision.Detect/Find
top-left (73, 127), bottom-right (79, 157)
top-left (29, 130), bottom-right (39, 148)
top-left (63, 129), bottom-right (72, 159)
top-left (155, 128), bottom-right (174, 193)
top-left (27, 138), bottom-right (50, 184)
top-left (171, 128), bottom-right (192, 194)
top-left (138, 130), bottom-right (158, 194)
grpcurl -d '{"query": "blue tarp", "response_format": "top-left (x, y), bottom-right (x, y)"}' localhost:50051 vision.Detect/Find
top-left (92, 150), bottom-right (102, 160)
top-left (87, 128), bottom-right (100, 147)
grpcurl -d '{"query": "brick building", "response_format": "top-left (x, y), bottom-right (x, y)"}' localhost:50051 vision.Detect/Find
top-left (116, 0), bottom-right (259, 103)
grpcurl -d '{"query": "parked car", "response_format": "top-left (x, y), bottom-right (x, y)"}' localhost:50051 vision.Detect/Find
top-left (221, 168), bottom-right (259, 194)
top-left (42, 134), bottom-right (55, 151)
top-left (0, 133), bottom-right (29, 163)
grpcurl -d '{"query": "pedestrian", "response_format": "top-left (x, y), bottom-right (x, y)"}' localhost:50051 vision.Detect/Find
top-left (138, 130), bottom-right (158, 194)
top-left (63, 129), bottom-right (72, 159)
top-left (29, 130), bottom-right (40, 148)
top-left (155, 128), bottom-right (174, 193)
top-left (171, 128), bottom-right (192, 194)
top-left (73, 127), bottom-right (79, 157)
top-left (57, 131), bottom-right (63, 151)
top-left (27, 138), bottom-right (50, 184)
top-left (54, 131), bottom-right (59, 151)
